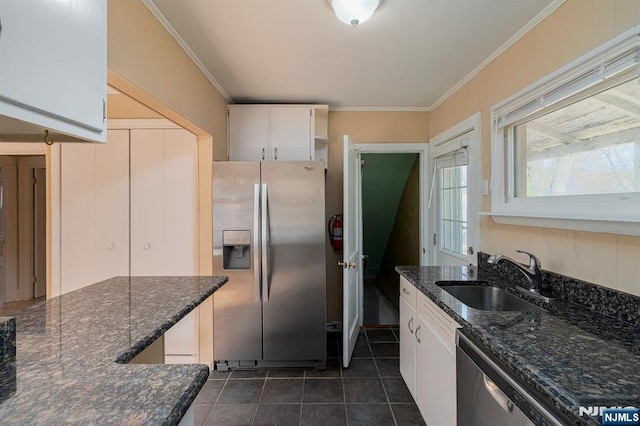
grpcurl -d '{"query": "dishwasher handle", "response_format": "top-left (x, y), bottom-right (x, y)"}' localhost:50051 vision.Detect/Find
top-left (483, 375), bottom-right (514, 413)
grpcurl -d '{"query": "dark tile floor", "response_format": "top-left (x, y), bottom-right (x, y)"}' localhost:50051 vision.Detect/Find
top-left (194, 327), bottom-right (426, 425)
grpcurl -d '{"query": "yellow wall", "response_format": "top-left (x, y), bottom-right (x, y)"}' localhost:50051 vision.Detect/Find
top-left (325, 111), bottom-right (428, 321)
top-left (107, 0), bottom-right (227, 158)
top-left (107, 0), bottom-right (229, 276)
top-left (430, 0), bottom-right (640, 296)
top-left (107, 93), bottom-right (162, 119)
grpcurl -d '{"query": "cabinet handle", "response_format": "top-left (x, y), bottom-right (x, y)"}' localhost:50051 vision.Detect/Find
top-left (402, 288), bottom-right (410, 296)
top-left (415, 325), bottom-right (421, 343)
top-left (262, 148), bottom-right (265, 160)
top-left (274, 147), bottom-right (278, 160)
top-left (107, 243), bottom-right (115, 251)
top-left (408, 317), bottom-right (414, 334)
top-left (143, 243), bottom-right (151, 250)
top-left (0, 18), bottom-right (3, 39)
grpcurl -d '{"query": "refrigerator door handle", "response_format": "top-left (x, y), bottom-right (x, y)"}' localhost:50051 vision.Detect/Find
top-left (261, 183), bottom-right (269, 303)
top-left (253, 183), bottom-right (261, 303)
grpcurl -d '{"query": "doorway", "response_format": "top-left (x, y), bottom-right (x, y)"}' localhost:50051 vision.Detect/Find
top-left (349, 143), bottom-right (428, 329)
top-left (361, 152), bottom-right (420, 325)
top-left (0, 155), bottom-right (47, 313)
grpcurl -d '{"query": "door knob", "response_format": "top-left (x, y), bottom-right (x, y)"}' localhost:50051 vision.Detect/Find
top-left (337, 261), bottom-right (356, 269)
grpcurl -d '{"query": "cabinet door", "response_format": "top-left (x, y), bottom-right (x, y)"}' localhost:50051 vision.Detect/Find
top-left (164, 129), bottom-right (198, 275)
top-left (228, 106), bottom-right (269, 161)
top-left (399, 296), bottom-right (416, 397)
top-left (130, 129), bottom-right (166, 276)
top-left (269, 106), bottom-right (312, 161)
top-left (95, 130), bottom-right (130, 282)
top-left (164, 308), bottom-right (199, 363)
top-left (417, 314), bottom-right (457, 426)
top-left (60, 144), bottom-right (96, 294)
top-left (0, 0), bottom-right (106, 140)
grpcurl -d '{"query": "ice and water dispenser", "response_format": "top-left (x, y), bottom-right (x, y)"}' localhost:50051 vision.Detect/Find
top-left (222, 230), bottom-right (252, 270)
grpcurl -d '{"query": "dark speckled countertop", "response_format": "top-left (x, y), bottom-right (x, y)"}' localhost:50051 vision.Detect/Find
top-left (0, 275), bottom-right (227, 425)
top-left (396, 265), bottom-right (640, 426)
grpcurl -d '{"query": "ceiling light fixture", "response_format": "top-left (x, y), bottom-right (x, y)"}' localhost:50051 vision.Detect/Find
top-left (330, 0), bottom-right (382, 27)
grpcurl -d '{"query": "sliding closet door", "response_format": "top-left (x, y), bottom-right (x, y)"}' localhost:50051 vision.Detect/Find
top-left (61, 130), bottom-right (130, 294)
top-left (130, 128), bottom-right (198, 276)
top-left (130, 129), bottom-right (166, 276)
top-left (164, 129), bottom-right (198, 275)
top-left (61, 144), bottom-right (96, 294)
top-left (95, 130), bottom-right (130, 282)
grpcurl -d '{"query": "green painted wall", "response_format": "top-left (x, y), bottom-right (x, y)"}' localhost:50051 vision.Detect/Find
top-left (361, 153), bottom-right (418, 279)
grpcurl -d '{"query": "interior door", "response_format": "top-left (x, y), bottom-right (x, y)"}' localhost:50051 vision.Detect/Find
top-left (33, 167), bottom-right (46, 298)
top-left (342, 135), bottom-right (363, 367)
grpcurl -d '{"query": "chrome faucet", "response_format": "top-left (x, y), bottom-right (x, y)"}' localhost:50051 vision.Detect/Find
top-left (487, 250), bottom-right (543, 294)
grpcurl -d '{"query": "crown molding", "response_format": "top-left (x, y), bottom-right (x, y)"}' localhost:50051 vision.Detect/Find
top-left (142, 0), bottom-right (232, 102)
top-left (429, 0), bottom-right (566, 111)
top-left (330, 106), bottom-right (431, 112)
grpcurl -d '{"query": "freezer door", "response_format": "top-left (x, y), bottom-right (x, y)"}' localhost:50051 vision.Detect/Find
top-left (261, 161), bottom-right (327, 361)
top-left (213, 162), bottom-right (263, 361)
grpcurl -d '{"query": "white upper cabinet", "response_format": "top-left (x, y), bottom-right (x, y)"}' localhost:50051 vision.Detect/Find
top-left (228, 104), bottom-right (329, 167)
top-left (269, 106), bottom-right (312, 161)
top-left (0, 0), bottom-right (107, 143)
top-left (228, 106), bottom-right (269, 161)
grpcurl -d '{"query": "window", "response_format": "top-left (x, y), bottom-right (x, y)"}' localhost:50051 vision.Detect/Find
top-left (438, 155), bottom-right (468, 256)
top-left (490, 28), bottom-right (640, 234)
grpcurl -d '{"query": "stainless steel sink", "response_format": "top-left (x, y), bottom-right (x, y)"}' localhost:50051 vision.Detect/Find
top-left (436, 282), bottom-right (542, 312)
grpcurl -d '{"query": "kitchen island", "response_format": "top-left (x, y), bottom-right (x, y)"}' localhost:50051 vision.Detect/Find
top-left (0, 275), bottom-right (227, 425)
top-left (396, 262), bottom-right (640, 425)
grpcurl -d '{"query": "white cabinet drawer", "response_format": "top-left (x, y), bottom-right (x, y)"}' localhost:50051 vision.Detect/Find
top-left (417, 291), bottom-right (460, 352)
top-left (399, 276), bottom-right (416, 309)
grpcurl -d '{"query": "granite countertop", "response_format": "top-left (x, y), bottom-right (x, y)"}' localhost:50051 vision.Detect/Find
top-left (396, 265), bottom-right (640, 426)
top-left (0, 275), bottom-right (228, 425)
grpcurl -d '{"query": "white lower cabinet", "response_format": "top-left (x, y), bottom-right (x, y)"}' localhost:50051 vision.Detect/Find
top-left (416, 291), bottom-right (460, 425)
top-left (399, 277), bottom-right (460, 426)
top-left (399, 278), bottom-right (417, 397)
top-left (164, 309), bottom-right (199, 364)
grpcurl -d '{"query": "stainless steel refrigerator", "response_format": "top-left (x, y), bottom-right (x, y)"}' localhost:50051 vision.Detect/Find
top-left (213, 161), bottom-right (326, 370)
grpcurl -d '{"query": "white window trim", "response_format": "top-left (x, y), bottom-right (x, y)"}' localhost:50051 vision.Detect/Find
top-left (430, 112), bottom-right (482, 265)
top-left (489, 26), bottom-right (640, 236)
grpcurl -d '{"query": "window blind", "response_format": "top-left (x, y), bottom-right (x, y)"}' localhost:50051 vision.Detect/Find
top-left (492, 29), bottom-right (640, 129)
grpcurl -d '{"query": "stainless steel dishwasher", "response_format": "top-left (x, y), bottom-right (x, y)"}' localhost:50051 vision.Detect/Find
top-left (456, 331), bottom-right (568, 426)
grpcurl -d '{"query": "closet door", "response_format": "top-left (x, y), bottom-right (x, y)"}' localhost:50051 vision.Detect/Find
top-left (130, 129), bottom-right (166, 276)
top-left (95, 130), bottom-right (130, 282)
top-left (130, 128), bottom-right (199, 362)
top-left (60, 144), bottom-right (96, 294)
top-left (164, 129), bottom-right (198, 275)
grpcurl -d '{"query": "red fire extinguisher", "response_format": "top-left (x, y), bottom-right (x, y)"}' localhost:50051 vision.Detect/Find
top-left (328, 214), bottom-right (343, 250)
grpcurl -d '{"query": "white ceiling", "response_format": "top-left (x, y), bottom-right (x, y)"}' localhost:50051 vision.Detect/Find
top-left (145, 0), bottom-right (561, 110)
